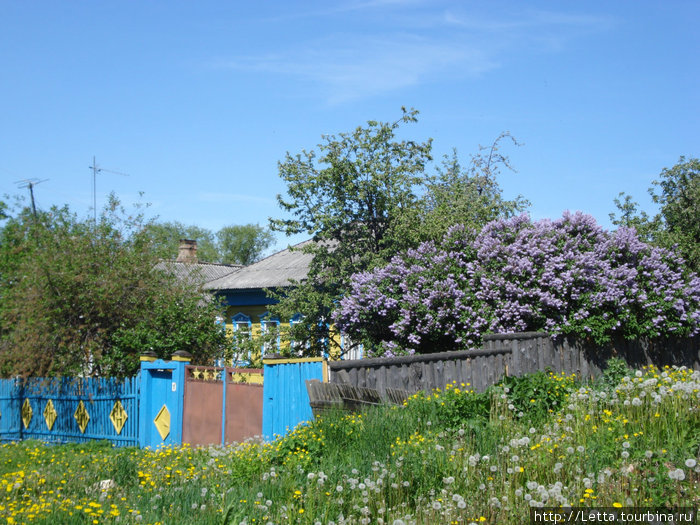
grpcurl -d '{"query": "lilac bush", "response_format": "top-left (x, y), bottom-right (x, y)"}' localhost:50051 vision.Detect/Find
top-left (334, 212), bottom-right (700, 357)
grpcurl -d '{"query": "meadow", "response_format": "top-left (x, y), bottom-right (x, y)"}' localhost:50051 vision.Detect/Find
top-left (0, 361), bottom-right (698, 524)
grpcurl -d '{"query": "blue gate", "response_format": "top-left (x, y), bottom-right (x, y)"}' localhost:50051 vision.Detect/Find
top-left (262, 357), bottom-right (327, 440)
top-left (138, 355), bottom-right (188, 448)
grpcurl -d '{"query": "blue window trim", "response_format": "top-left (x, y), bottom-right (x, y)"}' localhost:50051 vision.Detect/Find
top-left (232, 313), bottom-right (252, 332)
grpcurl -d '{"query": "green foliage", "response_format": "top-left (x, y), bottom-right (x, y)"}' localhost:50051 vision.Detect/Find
top-left (268, 110), bottom-right (527, 355)
top-left (403, 382), bottom-right (492, 430)
top-left (608, 192), bottom-right (659, 243)
top-left (0, 195), bottom-right (226, 377)
top-left (141, 220), bottom-right (275, 265)
top-left (110, 451), bottom-right (139, 488)
top-left (499, 370), bottom-right (578, 425)
top-left (610, 156), bottom-right (699, 272)
top-left (269, 108), bottom-right (433, 354)
top-left (418, 133), bottom-right (529, 243)
top-left (600, 357), bottom-right (633, 389)
top-left (141, 220), bottom-right (220, 261)
top-left (216, 223), bottom-right (275, 265)
top-left (652, 156), bottom-right (700, 272)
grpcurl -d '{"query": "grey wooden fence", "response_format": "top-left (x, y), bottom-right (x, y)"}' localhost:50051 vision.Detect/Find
top-left (329, 332), bottom-right (700, 395)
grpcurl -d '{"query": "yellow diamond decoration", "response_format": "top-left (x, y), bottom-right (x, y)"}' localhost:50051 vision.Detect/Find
top-left (153, 404), bottom-right (171, 441)
top-left (110, 401), bottom-right (128, 435)
top-left (21, 399), bottom-right (33, 429)
top-left (74, 401), bottom-right (90, 434)
top-left (43, 399), bottom-right (57, 431)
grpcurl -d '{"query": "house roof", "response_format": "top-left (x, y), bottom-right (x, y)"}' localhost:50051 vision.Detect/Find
top-left (154, 260), bottom-right (242, 287)
top-left (204, 240), bottom-right (314, 291)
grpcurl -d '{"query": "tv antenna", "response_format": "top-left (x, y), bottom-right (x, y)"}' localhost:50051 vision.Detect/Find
top-left (89, 156), bottom-right (129, 222)
top-left (15, 178), bottom-right (49, 218)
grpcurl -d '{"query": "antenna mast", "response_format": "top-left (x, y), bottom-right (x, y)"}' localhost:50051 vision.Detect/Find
top-left (15, 178), bottom-right (49, 218)
top-left (89, 156), bottom-right (129, 222)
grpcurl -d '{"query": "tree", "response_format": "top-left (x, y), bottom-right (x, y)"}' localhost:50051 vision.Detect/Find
top-left (417, 132), bottom-right (529, 243)
top-left (141, 220), bottom-right (275, 265)
top-left (269, 108), bottom-right (433, 354)
top-left (651, 156), bottom-right (700, 272)
top-left (141, 221), bottom-right (219, 262)
top-left (0, 196), bottom-right (227, 378)
top-left (608, 192), bottom-right (658, 243)
top-left (609, 156), bottom-right (699, 272)
top-left (216, 223), bottom-right (275, 265)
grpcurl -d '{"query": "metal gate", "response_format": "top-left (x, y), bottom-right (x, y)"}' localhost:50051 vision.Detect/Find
top-left (182, 365), bottom-right (263, 446)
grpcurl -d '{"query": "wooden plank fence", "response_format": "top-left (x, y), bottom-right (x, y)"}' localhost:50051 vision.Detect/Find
top-left (328, 332), bottom-right (700, 395)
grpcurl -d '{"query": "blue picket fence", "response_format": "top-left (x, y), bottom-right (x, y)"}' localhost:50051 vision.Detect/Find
top-left (0, 355), bottom-right (328, 448)
top-left (0, 375), bottom-right (140, 447)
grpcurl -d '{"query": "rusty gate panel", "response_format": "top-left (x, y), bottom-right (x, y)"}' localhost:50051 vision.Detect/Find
top-left (183, 368), bottom-right (222, 446)
top-left (183, 365), bottom-right (263, 447)
top-left (224, 382), bottom-right (263, 443)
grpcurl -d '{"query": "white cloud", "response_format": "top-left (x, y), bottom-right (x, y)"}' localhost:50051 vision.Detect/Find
top-left (219, 33), bottom-right (496, 104)
top-left (215, 4), bottom-right (613, 104)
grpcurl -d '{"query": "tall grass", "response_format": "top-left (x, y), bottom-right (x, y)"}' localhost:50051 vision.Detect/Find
top-left (1, 362), bottom-right (698, 524)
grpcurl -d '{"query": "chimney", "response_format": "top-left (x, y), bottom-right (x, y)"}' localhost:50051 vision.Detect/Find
top-left (177, 239), bottom-right (198, 263)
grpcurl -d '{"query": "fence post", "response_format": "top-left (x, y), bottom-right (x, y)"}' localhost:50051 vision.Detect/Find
top-left (221, 367), bottom-right (227, 446)
top-left (169, 351), bottom-right (191, 446)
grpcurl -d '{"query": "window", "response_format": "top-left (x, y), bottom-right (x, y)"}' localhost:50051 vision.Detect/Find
top-left (289, 314), bottom-right (304, 356)
top-left (232, 313), bottom-right (252, 335)
top-left (260, 313), bottom-right (281, 355)
top-left (231, 313), bottom-right (252, 365)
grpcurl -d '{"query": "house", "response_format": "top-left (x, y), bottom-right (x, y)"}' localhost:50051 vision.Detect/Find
top-left (203, 239), bottom-right (362, 361)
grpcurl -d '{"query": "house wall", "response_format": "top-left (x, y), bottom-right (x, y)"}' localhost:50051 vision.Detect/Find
top-left (219, 289), bottom-right (354, 362)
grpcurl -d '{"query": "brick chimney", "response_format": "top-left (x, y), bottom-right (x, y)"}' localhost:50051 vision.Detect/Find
top-left (177, 239), bottom-right (198, 263)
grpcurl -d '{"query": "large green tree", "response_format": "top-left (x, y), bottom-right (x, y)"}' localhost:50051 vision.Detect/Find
top-left (610, 156), bottom-right (699, 271)
top-left (269, 108), bottom-right (433, 354)
top-left (0, 196), bottom-right (227, 378)
top-left (216, 223), bottom-right (275, 265)
top-left (268, 111), bottom-right (531, 355)
top-left (417, 132), bottom-right (529, 243)
top-left (141, 221), bottom-right (220, 262)
top-left (651, 156), bottom-right (700, 271)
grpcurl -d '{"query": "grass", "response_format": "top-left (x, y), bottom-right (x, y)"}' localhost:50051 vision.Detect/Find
top-left (0, 362), bottom-right (698, 524)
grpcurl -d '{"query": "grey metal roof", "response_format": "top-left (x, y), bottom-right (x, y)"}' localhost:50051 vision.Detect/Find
top-left (155, 260), bottom-right (242, 286)
top-left (204, 240), bottom-right (314, 291)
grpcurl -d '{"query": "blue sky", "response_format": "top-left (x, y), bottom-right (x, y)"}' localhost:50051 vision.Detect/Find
top-left (1, 0), bottom-right (698, 254)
